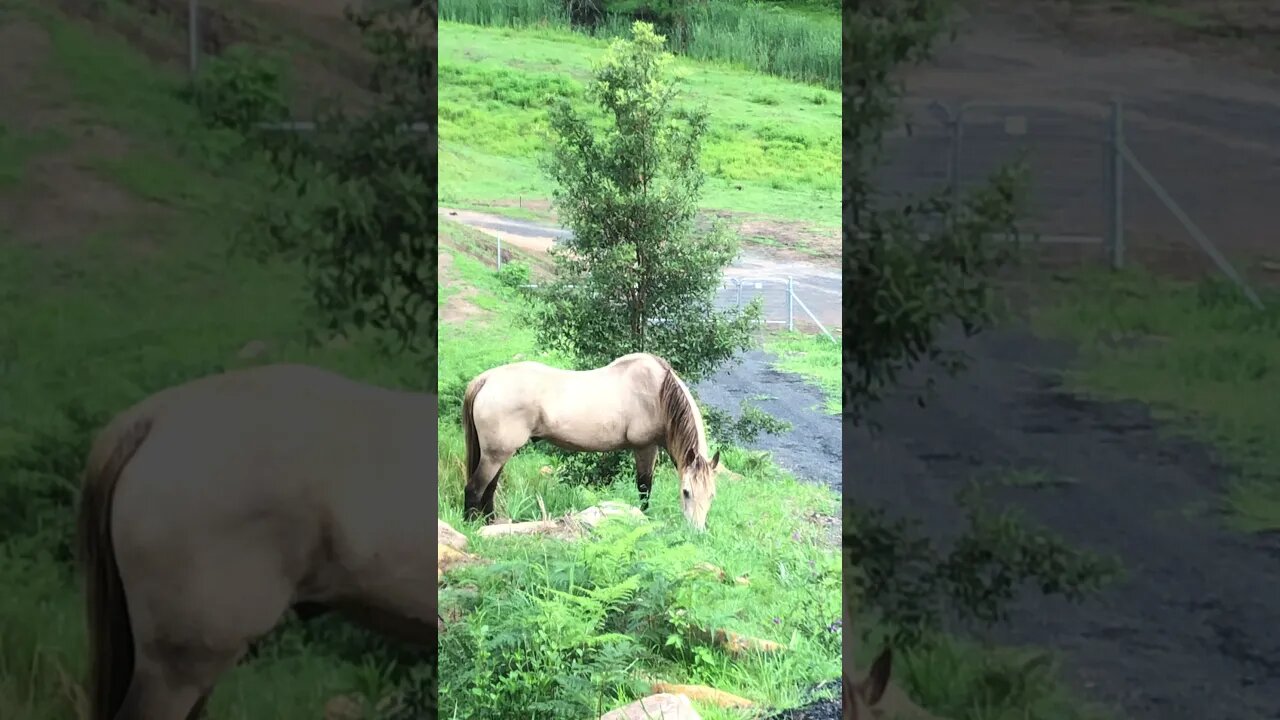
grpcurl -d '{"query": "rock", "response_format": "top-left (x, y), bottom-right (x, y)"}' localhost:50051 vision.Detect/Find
top-left (438, 544), bottom-right (481, 581)
top-left (575, 500), bottom-right (646, 529)
top-left (438, 519), bottom-right (468, 551)
top-left (650, 683), bottom-right (752, 708)
top-left (476, 519), bottom-right (563, 538)
top-left (235, 339), bottom-right (268, 360)
top-left (600, 693), bottom-right (700, 720)
top-left (323, 694), bottom-right (363, 720)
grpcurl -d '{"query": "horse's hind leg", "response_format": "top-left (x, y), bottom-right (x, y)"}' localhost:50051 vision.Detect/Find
top-left (634, 446), bottom-right (659, 512)
top-left (112, 646), bottom-right (235, 720)
top-left (465, 452), bottom-right (513, 523)
top-left (479, 463), bottom-right (506, 520)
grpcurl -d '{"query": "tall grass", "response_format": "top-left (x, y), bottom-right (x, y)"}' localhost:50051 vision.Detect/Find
top-left (440, 0), bottom-right (569, 27)
top-left (440, 0), bottom-right (840, 89)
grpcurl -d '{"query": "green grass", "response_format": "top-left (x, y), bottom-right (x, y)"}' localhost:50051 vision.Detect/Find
top-left (0, 123), bottom-right (66, 188)
top-left (438, 21), bottom-right (840, 230)
top-left (436, 228), bottom-right (841, 717)
top-left (439, 0), bottom-right (839, 90)
top-left (764, 331), bottom-right (840, 414)
top-left (1033, 269), bottom-right (1280, 531)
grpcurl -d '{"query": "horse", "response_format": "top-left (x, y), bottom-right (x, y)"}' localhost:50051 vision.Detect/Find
top-left (461, 352), bottom-right (721, 530)
top-left (77, 364), bottom-right (438, 720)
top-left (848, 646), bottom-right (951, 720)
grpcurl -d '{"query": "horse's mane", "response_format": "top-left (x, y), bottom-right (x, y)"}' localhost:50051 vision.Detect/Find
top-left (654, 357), bottom-right (706, 472)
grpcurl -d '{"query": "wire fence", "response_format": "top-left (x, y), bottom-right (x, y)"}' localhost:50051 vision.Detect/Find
top-left (497, 249), bottom-right (839, 344)
top-left (878, 96), bottom-right (1277, 308)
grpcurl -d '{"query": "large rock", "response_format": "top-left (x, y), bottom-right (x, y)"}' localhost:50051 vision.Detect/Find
top-left (600, 693), bottom-right (700, 720)
top-left (438, 519), bottom-right (468, 551)
top-left (575, 500), bottom-right (646, 529)
top-left (476, 502), bottom-right (648, 542)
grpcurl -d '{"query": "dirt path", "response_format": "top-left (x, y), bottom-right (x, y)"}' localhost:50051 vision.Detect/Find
top-left (845, 325), bottom-right (1280, 720)
top-left (437, 207), bottom-right (843, 329)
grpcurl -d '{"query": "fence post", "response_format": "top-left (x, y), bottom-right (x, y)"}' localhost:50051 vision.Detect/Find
top-left (496, 236), bottom-right (503, 271)
top-left (949, 104), bottom-right (964, 221)
top-left (787, 277), bottom-right (794, 332)
top-left (188, 0), bottom-right (199, 78)
top-left (736, 279), bottom-right (743, 308)
top-left (1108, 96), bottom-right (1125, 269)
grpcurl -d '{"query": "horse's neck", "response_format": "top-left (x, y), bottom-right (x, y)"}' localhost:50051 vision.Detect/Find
top-left (665, 375), bottom-right (709, 468)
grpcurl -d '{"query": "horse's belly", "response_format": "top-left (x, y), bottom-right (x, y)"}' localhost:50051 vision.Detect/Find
top-left (539, 412), bottom-right (659, 452)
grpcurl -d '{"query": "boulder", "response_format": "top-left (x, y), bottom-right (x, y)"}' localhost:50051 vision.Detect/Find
top-left (649, 683), bottom-right (752, 709)
top-left (575, 500), bottom-right (646, 529)
top-left (600, 693), bottom-right (700, 720)
top-left (438, 520), bottom-right (468, 551)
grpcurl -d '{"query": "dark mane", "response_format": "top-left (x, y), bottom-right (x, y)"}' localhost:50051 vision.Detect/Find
top-left (656, 360), bottom-right (703, 472)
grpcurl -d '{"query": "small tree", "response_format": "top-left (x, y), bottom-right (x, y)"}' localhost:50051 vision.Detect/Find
top-left (535, 21), bottom-right (758, 384)
top-left (843, 0), bottom-right (1025, 427)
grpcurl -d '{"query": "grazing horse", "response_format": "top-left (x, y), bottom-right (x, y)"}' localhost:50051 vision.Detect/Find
top-left (77, 364), bottom-right (438, 720)
top-left (461, 352), bottom-right (721, 530)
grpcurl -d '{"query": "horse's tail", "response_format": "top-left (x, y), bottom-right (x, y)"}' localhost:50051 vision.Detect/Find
top-left (462, 374), bottom-right (489, 481)
top-left (79, 414), bottom-right (155, 720)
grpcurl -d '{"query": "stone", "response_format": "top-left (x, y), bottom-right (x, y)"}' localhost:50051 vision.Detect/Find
top-left (438, 519), bottom-right (468, 551)
top-left (575, 500), bottom-right (646, 529)
top-left (599, 693), bottom-right (701, 720)
top-left (235, 339), bottom-right (268, 360)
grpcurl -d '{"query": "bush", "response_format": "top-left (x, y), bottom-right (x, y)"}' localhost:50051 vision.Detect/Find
top-left (0, 402), bottom-right (108, 565)
top-left (845, 480), bottom-right (1121, 649)
top-left (188, 46), bottom-right (289, 133)
top-left (496, 259), bottom-right (532, 289)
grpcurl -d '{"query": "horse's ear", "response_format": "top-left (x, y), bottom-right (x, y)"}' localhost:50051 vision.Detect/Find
top-left (710, 450), bottom-right (720, 469)
top-left (685, 447), bottom-right (697, 468)
top-left (863, 647), bottom-right (892, 706)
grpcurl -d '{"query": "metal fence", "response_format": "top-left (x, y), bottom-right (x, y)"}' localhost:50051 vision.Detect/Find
top-left (718, 276), bottom-right (838, 343)
top-left (879, 96), bottom-right (1271, 308)
top-left (500, 259), bottom-right (839, 344)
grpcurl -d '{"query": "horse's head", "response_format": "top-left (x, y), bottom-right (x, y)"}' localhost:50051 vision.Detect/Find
top-left (679, 448), bottom-right (719, 531)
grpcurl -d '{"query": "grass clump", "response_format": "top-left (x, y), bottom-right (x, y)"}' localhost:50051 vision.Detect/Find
top-left (764, 331), bottom-right (840, 414)
top-left (1034, 269), bottom-right (1280, 531)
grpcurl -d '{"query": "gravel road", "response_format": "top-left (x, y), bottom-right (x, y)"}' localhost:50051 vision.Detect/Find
top-left (846, 325), bottom-right (1280, 720)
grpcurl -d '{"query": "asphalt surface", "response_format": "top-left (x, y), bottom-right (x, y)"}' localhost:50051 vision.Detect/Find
top-left (694, 350), bottom-right (842, 492)
top-left (846, 325), bottom-right (1280, 720)
top-left (439, 207), bottom-right (843, 330)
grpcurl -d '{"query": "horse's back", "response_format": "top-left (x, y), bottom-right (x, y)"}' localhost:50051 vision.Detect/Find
top-left (107, 363), bottom-right (435, 603)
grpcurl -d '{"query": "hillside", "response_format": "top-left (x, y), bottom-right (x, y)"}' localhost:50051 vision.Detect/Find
top-left (0, 1), bottom-right (435, 717)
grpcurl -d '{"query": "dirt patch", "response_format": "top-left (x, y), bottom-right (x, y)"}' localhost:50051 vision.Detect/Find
top-left (976, 0), bottom-right (1280, 72)
top-left (487, 197), bottom-right (556, 220)
top-left (733, 215), bottom-right (840, 263)
top-left (438, 251), bottom-right (489, 324)
top-left (0, 16), bottom-right (167, 251)
top-left (0, 17), bottom-right (57, 131)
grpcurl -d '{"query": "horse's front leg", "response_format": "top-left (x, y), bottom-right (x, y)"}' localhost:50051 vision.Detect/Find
top-left (633, 445), bottom-right (659, 513)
